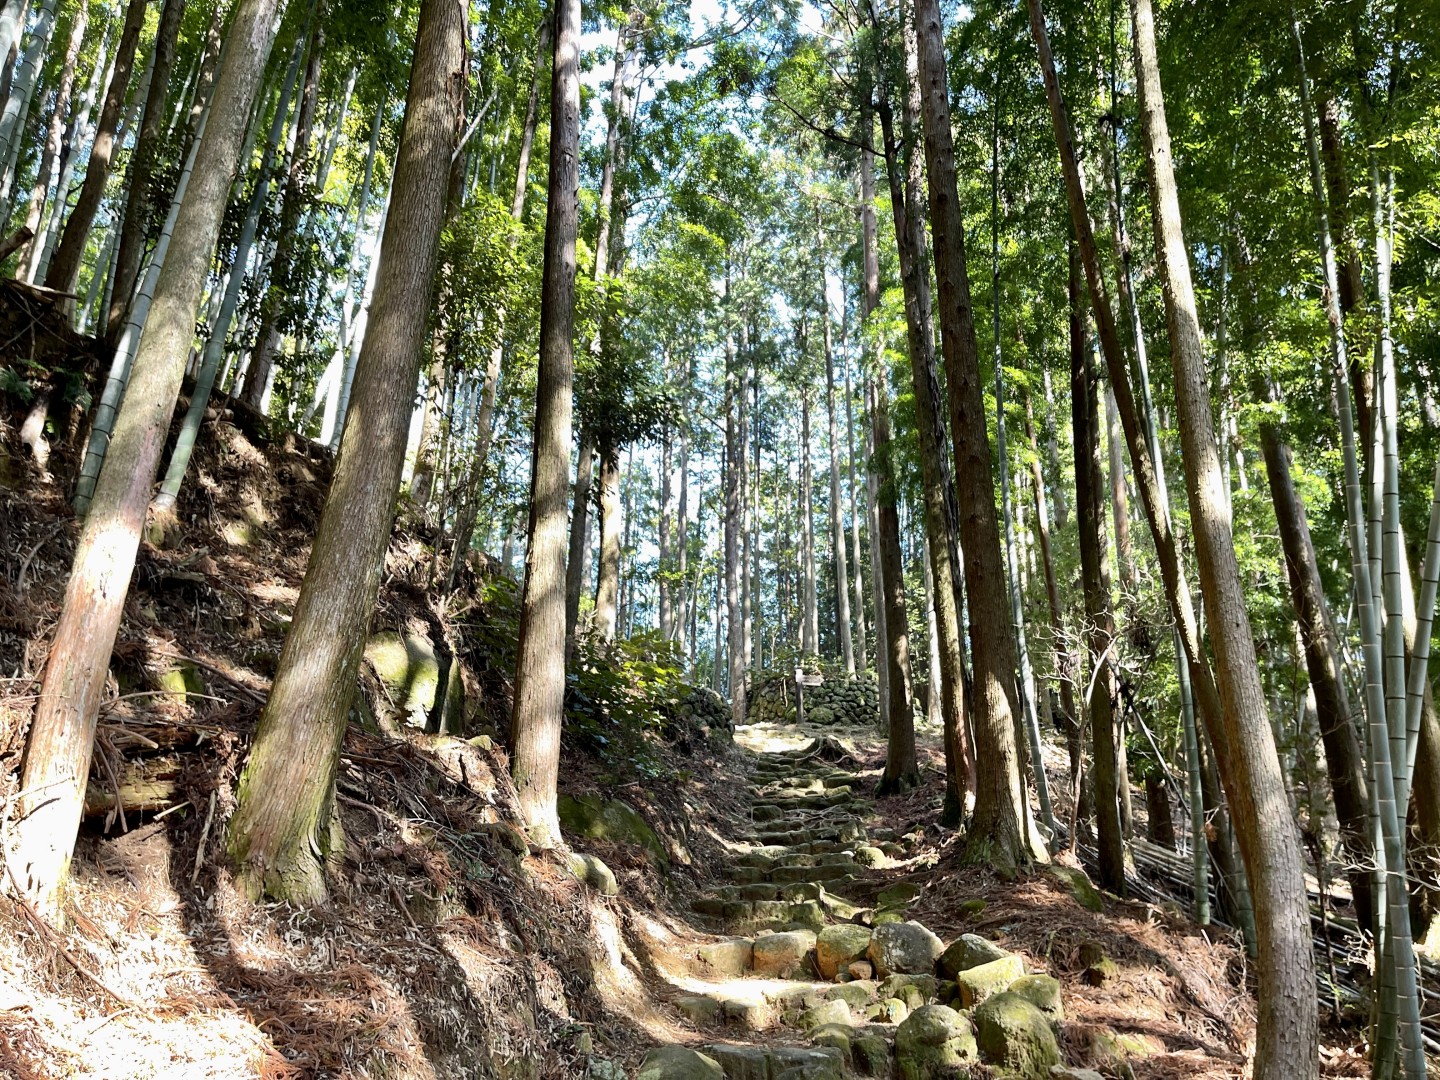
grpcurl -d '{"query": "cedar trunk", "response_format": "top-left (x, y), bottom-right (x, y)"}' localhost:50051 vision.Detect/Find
top-left (228, 0), bottom-right (463, 901)
top-left (1071, 252), bottom-right (1126, 895)
top-left (1129, 0), bottom-right (1316, 1072)
top-left (15, 0), bottom-right (285, 917)
top-left (911, 0), bottom-right (1028, 865)
top-left (509, 0), bottom-right (581, 847)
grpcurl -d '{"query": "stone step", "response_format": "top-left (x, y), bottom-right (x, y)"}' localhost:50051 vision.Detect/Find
top-left (689, 897), bottom-right (828, 934)
top-left (745, 824), bottom-right (866, 847)
top-left (750, 790), bottom-right (857, 813)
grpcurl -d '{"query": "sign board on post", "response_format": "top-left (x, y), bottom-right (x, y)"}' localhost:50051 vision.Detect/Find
top-left (795, 668), bottom-right (823, 724)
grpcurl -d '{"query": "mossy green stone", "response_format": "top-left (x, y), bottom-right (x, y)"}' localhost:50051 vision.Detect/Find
top-left (954, 955), bottom-right (1025, 1008)
top-left (972, 992), bottom-right (1061, 1078)
top-left (1009, 973), bottom-right (1064, 1023)
top-left (558, 793), bottom-right (667, 865)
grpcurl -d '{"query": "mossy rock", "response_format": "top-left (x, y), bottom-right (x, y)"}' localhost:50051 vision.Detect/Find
top-left (1008, 974), bottom-right (1064, 1023)
top-left (637, 1046), bottom-right (724, 1079)
top-left (954, 955), bottom-right (1025, 1008)
top-left (558, 793), bottom-right (668, 866)
top-left (816, 924), bottom-right (874, 979)
top-left (939, 933), bottom-right (1009, 977)
top-left (154, 662), bottom-right (205, 702)
top-left (1049, 864), bottom-right (1104, 912)
top-left (566, 852), bottom-right (619, 896)
top-left (972, 992), bottom-right (1060, 1078)
top-left (365, 631), bottom-right (442, 728)
top-left (894, 1004), bottom-right (976, 1080)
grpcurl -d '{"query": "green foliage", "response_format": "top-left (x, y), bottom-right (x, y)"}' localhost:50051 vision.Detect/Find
top-left (565, 631), bottom-right (689, 779)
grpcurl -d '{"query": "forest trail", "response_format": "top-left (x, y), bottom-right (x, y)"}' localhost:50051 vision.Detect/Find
top-left (629, 718), bottom-right (1255, 1080)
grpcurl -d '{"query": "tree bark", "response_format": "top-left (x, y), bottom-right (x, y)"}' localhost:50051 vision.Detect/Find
top-left (869, 41), bottom-right (971, 816)
top-left (106, 0), bottom-right (184, 338)
top-left (872, 368), bottom-right (918, 794)
top-left (800, 387), bottom-right (818, 656)
top-left (1129, 0), bottom-right (1316, 1072)
top-left (228, 0), bottom-right (463, 902)
top-left (509, 0), bottom-right (580, 848)
top-left (818, 219), bottom-right (854, 674)
top-left (724, 302), bottom-right (747, 726)
top-left (911, 0), bottom-right (1029, 865)
top-left (44, 0), bottom-right (145, 293)
top-left (593, 441), bottom-right (621, 641)
top-left (1072, 250), bottom-right (1126, 895)
top-left (1025, 397), bottom-right (1079, 793)
top-left (15, 0), bottom-right (285, 918)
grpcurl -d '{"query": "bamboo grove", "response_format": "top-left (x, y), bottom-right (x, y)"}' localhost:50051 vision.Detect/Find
top-left (0, 0), bottom-right (1437, 1075)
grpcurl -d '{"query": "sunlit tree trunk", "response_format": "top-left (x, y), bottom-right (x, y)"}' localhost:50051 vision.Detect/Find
top-left (724, 304), bottom-right (747, 725)
top-left (14, 0), bottom-right (285, 918)
top-left (1132, 1), bottom-right (1317, 1073)
top-left (509, 0), bottom-right (580, 848)
top-left (869, 38), bottom-right (970, 817)
top-left (800, 387), bottom-right (818, 656)
top-left (872, 366), bottom-right (918, 794)
top-left (843, 349), bottom-right (868, 673)
top-left (818, 215), bottom-right (854, 674)
top-left (1027, 0), bottom-right (1232, 892)
top-left (228, 0), bottom-right (463, 901)
top-left (913, 0), bottom-right (1029, 864)
top-left (1025, 397), bottom-right (1079, 797)
top-left (991, 102), bottom-right (1053, 836)
top-left (593, 442), bottom-right (622, 641)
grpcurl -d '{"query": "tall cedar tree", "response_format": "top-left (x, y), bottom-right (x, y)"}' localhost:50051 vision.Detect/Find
top-left (15, 0), bottom-right (286, 917)
top-left (228, 0), bottom-right (466, 902)
top-left (509, 0), bottom-right (582, 846)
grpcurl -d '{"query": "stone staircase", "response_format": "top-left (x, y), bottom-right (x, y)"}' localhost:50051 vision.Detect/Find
top-left (635, 724), bottom-right (1086, 1080)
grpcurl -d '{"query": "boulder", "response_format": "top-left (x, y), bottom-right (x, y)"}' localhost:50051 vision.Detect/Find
top-left (637, 1045), bottom-right (724, 1080)
top-left (894, 1004), bottom-right (976, 1079)
top-left (772, 1046), bottom-right (845, 1079)
top-left (365, 631), bottom-right (441, 728)
top-left (868, 921), bottom-right (944, 977)
top-left (847, 961), bottom-right (873, 981)
top-left (559, 793), bottom-right (668, 865)
top-left (800, 999), bottom-right (853, 1031)
top-left (697, 938), bottom-right (753, 976)
top-left (954, 954), bottom-right (1025, 1008)
top-left (826, 981), bottom-right (875, 1009)
top-left (939, 933), bottom-right (1010, 977)
top-left (565, 853), bottom-right (618, 896)
top-left (701, 1044), bottom-right (770, 1080)
top-left (1049, 865), bottom-right (1104, 913)
top-left (815, 924), bottom-right (873, 979)
top-left (752, 930), bottom-right (817, 977)
top-left (852, 1034), bottom-right (890, 1076)
top-left (1009, 974), bottom-right (1064, 1024)
top-left (676, 995), bottom-right (721, 1025)
top-left (972, 992), bottom-right (1061, 1078)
